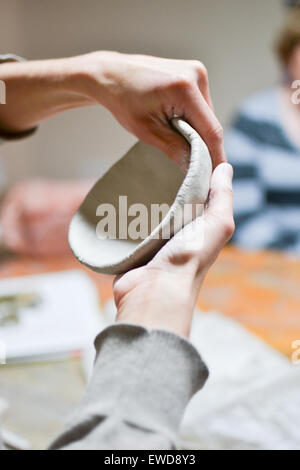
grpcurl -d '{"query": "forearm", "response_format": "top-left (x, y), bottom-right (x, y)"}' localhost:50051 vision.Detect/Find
top-left (0, 55), bottom-right (95, 134)
top-left (0, 50), bottom-right (226, 167)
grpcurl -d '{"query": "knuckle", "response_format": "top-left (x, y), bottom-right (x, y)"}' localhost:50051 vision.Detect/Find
top-left (191, 60), bottom-right (207, 76)
top-left (193, 62), bottom-right (208, 86)
top-left (222, 217), bottom-right (235, 240)
top-left (207, 124), bottom-right (224, 145)
top-left (170, 74), bottom-right (194, 93)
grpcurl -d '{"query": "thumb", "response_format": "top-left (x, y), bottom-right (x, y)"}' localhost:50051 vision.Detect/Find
top-left (205, 162), bottom-right (235, 244)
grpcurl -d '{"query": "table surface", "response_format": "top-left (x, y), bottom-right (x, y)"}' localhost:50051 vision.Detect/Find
top-left (0, 246), bottom-right (299, 448)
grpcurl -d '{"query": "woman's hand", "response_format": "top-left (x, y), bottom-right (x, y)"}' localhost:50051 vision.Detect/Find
top-left (0, 51), bottom-right (227, 263)
top-left (113, 163), bottom-right (234, 337)
top-left (84, 51), bottom-right (226, 170)
top-left (0, 52), bottom-right (225, 170)
top-left (0, 179), bottom-right (91, 256)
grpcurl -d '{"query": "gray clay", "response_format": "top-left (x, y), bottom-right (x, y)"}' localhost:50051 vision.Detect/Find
top-left (68, 118), bottom-right (212, 274)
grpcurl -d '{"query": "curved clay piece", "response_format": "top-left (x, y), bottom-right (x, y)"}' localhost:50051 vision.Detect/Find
top-left (69, 118), bottom-right (212, 274)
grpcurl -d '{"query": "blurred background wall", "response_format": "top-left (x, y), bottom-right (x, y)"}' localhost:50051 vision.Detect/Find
top-left (0, 0), bottom-right (284, 183)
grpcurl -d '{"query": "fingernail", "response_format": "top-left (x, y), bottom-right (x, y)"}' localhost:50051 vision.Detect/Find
top-left (221, 163), bottom-right (233, 180)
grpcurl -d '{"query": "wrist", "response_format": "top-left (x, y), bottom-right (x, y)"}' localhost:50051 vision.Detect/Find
top-left (76, 50), bottom-right (124, 106)
top-left (115, 266), bottom-right (203, 337)
top-left (42, 56), bottom-right (95, 106)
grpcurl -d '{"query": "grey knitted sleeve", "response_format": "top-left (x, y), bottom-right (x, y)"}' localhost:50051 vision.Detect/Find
top-left (50, 324), bottom-right (209, 450)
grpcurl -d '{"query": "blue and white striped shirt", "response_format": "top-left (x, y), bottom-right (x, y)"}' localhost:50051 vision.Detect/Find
top-left (226, 87), bottom-right (300, 254)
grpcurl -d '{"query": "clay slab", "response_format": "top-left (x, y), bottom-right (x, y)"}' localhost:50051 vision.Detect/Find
top-left (69, 119), bottom-right (212, 274)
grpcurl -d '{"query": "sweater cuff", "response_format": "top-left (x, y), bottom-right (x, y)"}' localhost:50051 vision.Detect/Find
top-left (91, 324), bottom-right (208, 436)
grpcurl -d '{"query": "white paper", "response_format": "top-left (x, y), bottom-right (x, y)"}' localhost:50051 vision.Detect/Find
top-left (0, 270), bottom-right (103, 362)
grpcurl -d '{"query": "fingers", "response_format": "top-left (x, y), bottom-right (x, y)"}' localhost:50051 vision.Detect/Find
top-left (136, 117), bottom-right (191, 172)
top-left (148, 163), bottom-right (234, 278)
top-left (155, 132), bottom-right (190, 173)
top-left (192, 61), bottom-right (214, 109)
top-left (140, 60), bottom-right (225, 170)
top-left (123, 57), bottom-right (225, 170)
top-left (155, 79), bottom-right (225, 170)
top-left (184, 88), bottom-right (226, 169)
top-left (176, 61), bottom-right (225, 168)
top-left (205, 162), bottom-right (235, 244)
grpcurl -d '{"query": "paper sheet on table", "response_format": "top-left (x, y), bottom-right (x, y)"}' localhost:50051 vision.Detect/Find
top-left (0, 270), bottom-right (103, 362)
top-left (179, 312), bottom-right (300, 450)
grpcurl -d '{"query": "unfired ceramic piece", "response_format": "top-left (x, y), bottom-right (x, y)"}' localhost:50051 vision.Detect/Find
top-left (69, 119), bottom-right (212, 274)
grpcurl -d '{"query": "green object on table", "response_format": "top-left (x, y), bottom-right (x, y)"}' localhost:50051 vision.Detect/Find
top-left (0, 292), bottom-right (40, 326)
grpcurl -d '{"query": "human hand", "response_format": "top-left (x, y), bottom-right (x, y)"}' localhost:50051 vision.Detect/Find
top-left (0, 52), bottom-right (225, 171)
top-left (83, 51), bottom-right (226, 170)
top-left (0, 179), bottom-right (91, 256)
top-left (113, 163), bottom-right (234, 337)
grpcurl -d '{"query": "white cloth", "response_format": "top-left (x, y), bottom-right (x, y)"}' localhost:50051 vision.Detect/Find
top-left (180, 311), bottom-right (300, 450)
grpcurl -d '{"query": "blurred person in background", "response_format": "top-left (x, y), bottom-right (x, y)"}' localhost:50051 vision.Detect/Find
top-left (226, 7), bottom-right (300, 254)
top-left (0, 178), bottom-right (92, 256)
